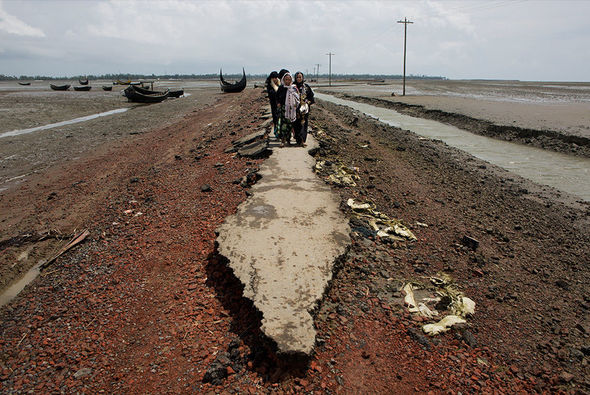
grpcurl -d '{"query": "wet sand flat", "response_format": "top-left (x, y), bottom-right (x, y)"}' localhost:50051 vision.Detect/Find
top-left (322, 79), bottom-right (590, 138)
top-left (0, 80), bottom-right (220, 189)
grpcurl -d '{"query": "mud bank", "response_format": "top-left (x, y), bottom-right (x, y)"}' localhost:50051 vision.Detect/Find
top-left (331, 93), bottom-right (590, 158)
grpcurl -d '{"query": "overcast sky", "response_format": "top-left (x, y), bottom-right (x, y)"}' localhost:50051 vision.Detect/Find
top-left (1, 0), bottom-right (589, 81)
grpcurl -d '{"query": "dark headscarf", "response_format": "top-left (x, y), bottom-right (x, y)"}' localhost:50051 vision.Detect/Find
top-left (265, 71), bottom-right (279, 85)
top-left (278, 69), bottom-right (289, 80)
top-left (294, 71), bottom-right (305, 90)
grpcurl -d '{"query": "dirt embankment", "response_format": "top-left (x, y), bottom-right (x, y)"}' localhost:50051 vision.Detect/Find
top-left (310, 99), bottom-right (590, 393)
top-left (0, 88), bottom-right (588, 394)
top-left (335, 93), bottom-right (590, 158)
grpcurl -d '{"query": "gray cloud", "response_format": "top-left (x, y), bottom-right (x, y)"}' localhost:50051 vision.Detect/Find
top-left (0, 0), bottom-right (44, 37)
top-left (0, 0), bottom-right (589, 81)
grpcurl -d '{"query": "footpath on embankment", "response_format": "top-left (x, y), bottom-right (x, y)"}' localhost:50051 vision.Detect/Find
top-left (1, 88), bottom-right (585, 393)
top-left (216, 134), bottom-right (350, 355)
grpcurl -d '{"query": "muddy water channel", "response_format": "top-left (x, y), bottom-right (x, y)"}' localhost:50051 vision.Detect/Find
top-left (316, 93), bottom-right (590, 201)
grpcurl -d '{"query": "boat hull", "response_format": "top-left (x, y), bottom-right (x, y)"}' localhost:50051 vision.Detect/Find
top-left (73, 86), bottom-right (92, 91)
top-left (50, 84), bottom-right (70, 91)
top-left (123, 86), bottom-right (169, 103)
top-left (220, 68), bottom-right (247, 93)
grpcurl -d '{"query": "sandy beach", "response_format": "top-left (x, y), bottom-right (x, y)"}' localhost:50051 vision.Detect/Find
top-left (0, 80), bottom-right (588, 393)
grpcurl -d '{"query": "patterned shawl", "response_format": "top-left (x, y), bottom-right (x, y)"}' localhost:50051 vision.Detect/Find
top-left (282, 73), bottom-right (300, 122)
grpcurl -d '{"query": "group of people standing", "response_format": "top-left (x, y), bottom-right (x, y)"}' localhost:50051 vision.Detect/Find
top-left (265, 69), bottom-right (315, 147)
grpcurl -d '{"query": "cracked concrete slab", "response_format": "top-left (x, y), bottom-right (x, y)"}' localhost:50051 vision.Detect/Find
top-left (216, 135), bottom-right (350, 355)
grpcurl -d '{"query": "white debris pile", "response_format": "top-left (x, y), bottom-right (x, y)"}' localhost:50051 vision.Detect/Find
top-left (347, 198), bottom-right (417, 241)
top-left (402, 274), bottom-right (476, 336)
top-left (314, 161), bottom-right (360, 187)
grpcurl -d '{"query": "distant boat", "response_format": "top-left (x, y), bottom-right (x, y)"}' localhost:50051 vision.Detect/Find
top-left (220, 68), bottom-right (246, 93)
top-left (18, 82), bottom-right (31, 86)
top-left (102, 85), bottom-right (113, 91)
top-left (78, 78), bottom-right (89, 85)
top-left (132, 85), bottom-right (182, 97)
top-left (73, 85), bottom-right (92, 91)
top-left (116, 80), bottom-right (131, 85)
top-left (123, 85), bottom-right (169, 103)
top-left (50, 84), bottom-right (70, 91)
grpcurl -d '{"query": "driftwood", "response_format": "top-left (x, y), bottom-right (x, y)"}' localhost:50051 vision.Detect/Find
top-left (40, 229), bottom-right (90, 270)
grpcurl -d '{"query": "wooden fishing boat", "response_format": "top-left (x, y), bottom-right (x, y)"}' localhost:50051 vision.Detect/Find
top-left (123, 85), bottom-right (169, 103)
top-left (132, 85), bottom-right (183, 97)
top-left (102, 85), bottom-right (113, 91)
top-left (116, 79), bottom-right (131, 85)
top-left (50, 84), bottom-right (70, 91)
top-left (18, 82), bottom-right (31, 86)
top-left (78, 78), bottom-right (89, 85)
top-left (73, 85), bottom-right (92, 91)
top-left (132, 85), bottom-right (159, 95)
top-left (168, 89), bottom-right (184, 98)
top-left (220, 68), bottom-right (246, 93)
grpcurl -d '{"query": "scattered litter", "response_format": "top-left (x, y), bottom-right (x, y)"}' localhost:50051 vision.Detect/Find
top-left (314, 161), bottom-right (360, 187)
top-left (423, 315), bottom-right (466, 336)
top-left (347, 198), bottom-right (417, 241)
top-left (416, 221), bottom-right (428, 227)
top-left (403, 283), bottom-right (438, 318)
top-left (402, 274), bottom-right (476, 336)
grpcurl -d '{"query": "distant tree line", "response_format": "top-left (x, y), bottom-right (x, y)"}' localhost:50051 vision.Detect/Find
top-left (0, 73), bottom-right (446, 81)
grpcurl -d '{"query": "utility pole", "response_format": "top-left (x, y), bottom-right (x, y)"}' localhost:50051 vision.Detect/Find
top-left (315, 63), bottom-right (320, 82)
top-left (326, 52), bottom-right (334, 86)
top-left (397, 17), bottom-right (413, 96)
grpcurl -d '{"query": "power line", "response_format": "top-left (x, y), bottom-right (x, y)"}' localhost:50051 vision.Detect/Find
top-left (326, 53), bottom-right (334, 86)
top-left (397, 18), bottom-right (413, 96)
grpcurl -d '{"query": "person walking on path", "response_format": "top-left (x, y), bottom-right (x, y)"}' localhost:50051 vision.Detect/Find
top-left (264, 71), bottom-right (280, 139)
top-left (278, 69), bottom-right (289, 80)
top-left (276, 72), bottom-right (299, 147)
top-left (293, 72), bottom-right (315, 147)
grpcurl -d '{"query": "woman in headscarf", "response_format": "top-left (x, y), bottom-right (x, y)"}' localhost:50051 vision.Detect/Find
top-left (293, 72), bottom-right (315, 147)
top-left (276, 72), bottom-right (299, 147)
top-left (264, 71), bottom-right (280, 139)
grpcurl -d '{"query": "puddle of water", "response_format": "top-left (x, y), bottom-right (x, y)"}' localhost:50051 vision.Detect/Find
top-left (0, 263), bottom-right (41, 308)
top-left (316, 93), bottom-right (590, 201)
top-left (0, 108), bottom-right (129, 139)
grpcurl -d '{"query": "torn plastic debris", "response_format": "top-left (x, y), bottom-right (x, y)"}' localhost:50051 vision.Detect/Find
top-left (429, 274), bottom-right (475, 318)
top-left (422, 315), bottom-right (467, 336)
top-left (314, 161), bottom-right (360, 187)
top-left (401, 275), bottom-right (476, 336)
top-left (347, 198), bottom-right (417, 241)
top-left (403, 283), bottom-right (438, 319)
